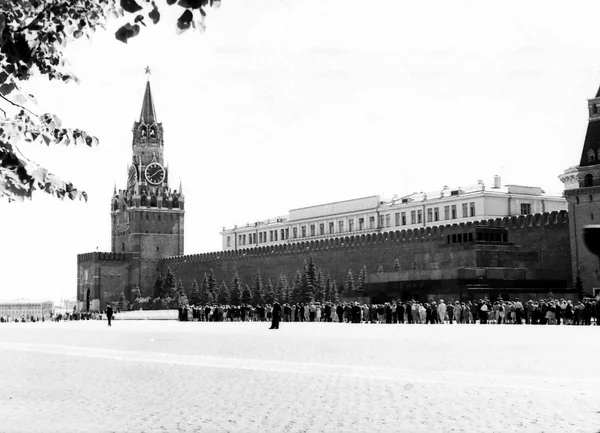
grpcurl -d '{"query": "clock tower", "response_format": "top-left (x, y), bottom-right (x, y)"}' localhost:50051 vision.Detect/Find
top-left (110, 77), bottom-right (185, 295)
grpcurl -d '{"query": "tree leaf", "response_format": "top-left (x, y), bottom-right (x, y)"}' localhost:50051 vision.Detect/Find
top-left (120, 0), bottom-right (143, 14)
top-left (148, 6), bottom-right (160, 24)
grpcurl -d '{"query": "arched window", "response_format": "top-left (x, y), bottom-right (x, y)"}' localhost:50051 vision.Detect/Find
top-left (150, 127), bottom-right (156, 138)
top-left (162, 195), bottom-right (169, 208)
top-left (172, 196), bottom-right (179, 208)
top-left (589, 149), bottom-right (596, 163)
top-left (113, 201), bottom-right (118, 211)
top-left (140, 195), bottom-right (147, 207)
top-left (150, 195), bottom-right (157, 207)
top-left (140, 126), bottom-right (147, 138)
top-left (584, 174), bottom-right (594, 187)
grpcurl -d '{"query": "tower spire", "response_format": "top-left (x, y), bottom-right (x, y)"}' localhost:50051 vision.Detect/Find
top-left (139, 68), bottom-right (157, 123)
top-left (179, 178), bottom-right (183, 196)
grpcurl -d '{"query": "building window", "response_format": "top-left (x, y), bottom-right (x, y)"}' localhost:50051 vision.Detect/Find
top-left (401, 212), bottom-right (406, 226)
top-left (310, 225), bottom-right (315, 236)
top-left (274, 231), bottom-right (278, 241)
top-left (410, 210), bottom-right (416, 224)
top-left (521, 203), bottom-right (531, 215)
top-left (469, 202), bottom-right (475, 217)
top-left (339, 221), bottom-right (344, 232)
top-left (417, 210), bottom-right (422, 224)
top-left (369, 216), bottom-right (375, 229)
top-left (269, 231), bottom-right (273, 242)
top-left (395, 212), bottom-right (400, 226)
top-left (444, 206), bottom-right (450, 220)
top-left (359, 218), bottom-right (364, 230)
top-left (348, 219), bottom-right (354, 231)
top-left (589, 149), bottom-right (596, 163)
top-left (248, 234), bottom-right (253, 244)
top-left (462, 203), bottom-right (468, 218)
top-left (379, 215), bottom-right (384, 228)
top-left (285, 228), bottom-right (289, 239)
top-left (293, 227), bottom-right (298, 238)
top-left (242, 234), bottom-right (246, 245)
top-left (584, 174), bottom-right (594, 187)
top-left (302, 226), bottom-right (307, 237)
top-left (319, 223), bottom-right (325, 236)
top-left (329, 222), bottom-right (334, 234)
top-left (427, 208), bottom-right (432, 222)
top-left (434, 207), bottom-right (439, 221)
top-left (385, 214), bottom-right (390, 227)
top-left (226, 236), bottom-right (231, 248)
top-left (451, 205), bottom-right (457, 219)
top-left (238, 235), bottom-right (243, 245)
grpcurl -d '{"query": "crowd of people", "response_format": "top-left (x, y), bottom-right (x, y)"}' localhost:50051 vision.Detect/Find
top-left (178, 297), bottom-right (600, 326)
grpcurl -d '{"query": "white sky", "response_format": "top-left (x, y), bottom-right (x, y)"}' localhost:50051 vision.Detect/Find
top-left (1, 0), bottom-right (600, 303)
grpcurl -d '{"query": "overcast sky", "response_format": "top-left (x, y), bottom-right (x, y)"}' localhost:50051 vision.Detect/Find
top-left (2, 0), bottom-right (600, 302)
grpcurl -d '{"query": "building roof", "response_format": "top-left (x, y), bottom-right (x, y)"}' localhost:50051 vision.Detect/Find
top-left (579, 114), bottom-right (600, 168)
top-left (0, 299), bottom-right (53, 305)
top-left (139, 79), bottom-right (157, 124)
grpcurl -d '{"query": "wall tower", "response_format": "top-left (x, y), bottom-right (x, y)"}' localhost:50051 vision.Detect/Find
top-left (110, 77), bottom-right (185, 296)
top-left (559, 85), bottom-right (600, 295)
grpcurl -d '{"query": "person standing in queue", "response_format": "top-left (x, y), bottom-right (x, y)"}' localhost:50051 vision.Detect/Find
top-left (270, 301), bottom-right (282, 329)
top-left (106, 303), bottom-right (113, 327)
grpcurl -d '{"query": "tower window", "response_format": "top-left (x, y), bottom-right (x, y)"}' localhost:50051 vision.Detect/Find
top-left (588, 149), bottom-right (596, 163)
top-left (584, 174), bottom-right (594, 187)
top-left (156, 247), bottom-right (159, 251)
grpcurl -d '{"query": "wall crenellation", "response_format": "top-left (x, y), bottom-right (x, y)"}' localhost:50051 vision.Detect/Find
top-left (77, 252), bottom-right (132, 263)
top-left (162, 211), bottom-right (569, 266)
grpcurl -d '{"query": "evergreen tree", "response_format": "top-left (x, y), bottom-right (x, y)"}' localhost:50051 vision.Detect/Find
top-left (241, 284), bottom-right (253, 305)
top-left (264, 279), bottom-right (276, 304)
top-left (331, 281), bottom-right (340, 304)
top-left (189, 279), bottom-right (201, 306)
top-left (377, 265), bottom-right (384, 273)
top-left (277, 274), bottom-right (290, 304)
top-left (357, 265), bottom-right (367, 292)
top-left (217, 281), bottom-right (229, 305)
top-left (300, 270), bottom-right (310, 303)
top-left (161, 268), bottom-right (177, 299)
top-left (324, 277), bottom-right (332, 302)
top-left (304, 284), bottom-right (315, 303)
top-left (199, 272), bottom-right (210, 305)
top-left (230, 272), bottom-right (242, 306)
top-left (394, 258), bottom-right (401, 271)
top-left (253, 269), bottom-right (265, 305)
top-left (119, 292), bottom-right (129, 311)
top-left (206, 289), bottom-right (214, 305)
top-left (131, 285), bottom-right (142, 301)
top-left (153, 275), bottom-right (164, 299)
top-left (314, 269), bottom-right (325, 303)
top-left (344, 269), bottom-right (355, 293)
top-left (291, 270), bottom-right (302, 304)
top-left (305, 255), bottom-right (317, 288)
top-left (207, 269), bottom-right (218, 300)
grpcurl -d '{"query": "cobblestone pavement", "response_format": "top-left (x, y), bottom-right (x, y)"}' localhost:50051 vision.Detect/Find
top-left (1, 321), bottom-right (599, 433)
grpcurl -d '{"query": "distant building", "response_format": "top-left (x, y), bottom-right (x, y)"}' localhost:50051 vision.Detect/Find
top-left (0, 300), bottom-right (53, 320)
top-left (220, 176), bottom-right (566, 251)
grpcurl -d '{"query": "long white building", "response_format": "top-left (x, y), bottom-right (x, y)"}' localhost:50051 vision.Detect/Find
top-left (220, 176), bottom-right (567, 251)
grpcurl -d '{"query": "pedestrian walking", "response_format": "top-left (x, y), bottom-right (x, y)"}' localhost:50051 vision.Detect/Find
top-left (106, 304), bottom-right (113, 327)
top-left (270, 301), bottom-right (282, 330)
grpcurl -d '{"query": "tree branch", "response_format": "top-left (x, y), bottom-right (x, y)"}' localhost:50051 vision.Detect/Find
top-left (0, 94), bottom-right (38, 117)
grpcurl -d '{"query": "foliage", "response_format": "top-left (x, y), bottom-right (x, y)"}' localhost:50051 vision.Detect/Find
top-left (118, 292), bottom-right (129, 311)
top-left (393, 258), bottom-right (401, 271)
top-left (264, 278), bottom-right (275, 304)
top-left (131, 285), bottom-right (141, 300)
top-left (276, 274), bottom-right (289, 304)
top-left (252, 269), bottom-right (264, 305)
top-left (229, 271), bottom-right (241, 306)
top-left (189, 279), bottom-right (200, 306)
top-left (377, 265), bottom-right (384, 273)
top-left (314, 269), bottom-right (325, 303)
top-left (0, 0), bottom-right (221, 202)
top-left (357, 265), bottom-right (367, 292)
top-left (217, 281), bottom-right (229, 305)
top-left (331, 280), bottom-right (339, 304)
top-left (207, 269), bottom-right (218, 300)
top-left (199, 272), bottom-right (209, 304)
top-left (291, 270), bottom-right (302, 304)
top-left (344, 268), bottom-right (355, 293)
top-left (241, 284), bottom-right (252, 305)
top-left (161, 267), bottom-right (177, 299)
top-left (153, 274), bottom-right (163, 299)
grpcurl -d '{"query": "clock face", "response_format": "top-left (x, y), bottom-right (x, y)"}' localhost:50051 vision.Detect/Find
top-left (145, 162), bottom-right (165, 185)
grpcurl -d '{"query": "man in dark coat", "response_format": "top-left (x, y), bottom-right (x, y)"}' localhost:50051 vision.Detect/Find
top-left (106, 304), bottom-right (113, 327)
top-left (270, 301), bottom-right (282, 329)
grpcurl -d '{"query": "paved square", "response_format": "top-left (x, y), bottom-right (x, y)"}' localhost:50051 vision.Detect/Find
top-left (1, 321), bottom-right (599, 432)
